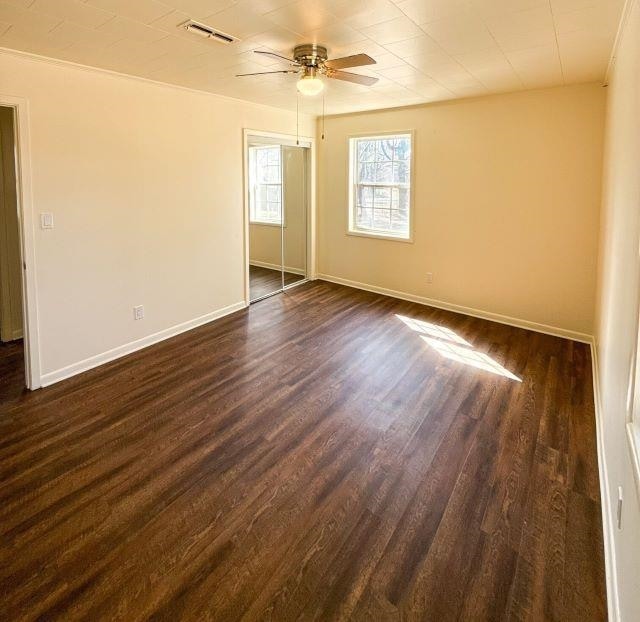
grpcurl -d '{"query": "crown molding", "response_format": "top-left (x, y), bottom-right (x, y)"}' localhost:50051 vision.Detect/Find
top-left (0, 46), bottom-right (310, 117)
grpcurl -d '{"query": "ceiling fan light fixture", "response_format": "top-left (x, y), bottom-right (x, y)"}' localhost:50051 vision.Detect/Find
top-left (237, 45), bottom-right (379, 92)
top-left (296, 70), bottom-right (324, 96)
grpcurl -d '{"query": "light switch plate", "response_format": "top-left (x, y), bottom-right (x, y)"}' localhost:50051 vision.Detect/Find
top-left (40, 212), bottom-right (54, 229)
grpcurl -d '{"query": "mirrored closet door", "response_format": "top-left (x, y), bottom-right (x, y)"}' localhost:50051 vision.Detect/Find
top-left (247, 135), bottom-right (309, 303)
top-left (281, 145), bottom-right (307, 292)
top-left (248, 143), bottom-right (284, 301)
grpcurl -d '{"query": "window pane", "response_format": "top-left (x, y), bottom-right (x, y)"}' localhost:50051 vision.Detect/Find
top-left (267, 186), bottom-right (280, 202)
top-left (396, 138), bottom-right (411, 160)
top-left (358, 185), bottom-right (374, 208)
top-left (375, 139), bottom-right (394, 162)
top-left (373, 186), bottom-right (391, 208)
top-left (356, 207), bottom-right (373, 228)
top-left (256, 149), bottom-right (268, 167)
top-left (358, 162), bottom-right (376, 183)
top-left (265, 165), bottom-right (279, 183)
top-left (393, 161), bottom-right (409, 183)
top-left (376, 161), bottom-right (393, 183)
top-left (398, 187), bottom-right (409, 210)
top-left (391, 208), bottom-right (408, 231)
top-left (267, 148), bottom-right (280, 165)
top-left (358, 140), bottom-right (375, 162)
top-left (373, 208), bottom-right (391, 229)
top-left (391, 187), bottom-right (399, 209)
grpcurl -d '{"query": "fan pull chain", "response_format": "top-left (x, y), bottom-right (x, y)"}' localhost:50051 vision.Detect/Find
top-left (321, 93), bottom-right (325, 140)
top-left (296, 91), bottom-right (300, 146)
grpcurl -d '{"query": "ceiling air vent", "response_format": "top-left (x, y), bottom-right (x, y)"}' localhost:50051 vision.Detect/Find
top-left (182, 20), bottom-right (238, 44)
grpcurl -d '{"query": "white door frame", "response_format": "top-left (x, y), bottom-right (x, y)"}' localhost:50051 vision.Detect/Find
top-left (1, 95), bottom-right (41, 389)
top-left (242, 128), bottom-right (317, 306)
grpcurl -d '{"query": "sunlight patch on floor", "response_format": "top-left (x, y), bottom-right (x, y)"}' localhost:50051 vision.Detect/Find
top-left (396, 314), bottom-right (471, 346)
top-left (396, 314), bottom-right (521, 382)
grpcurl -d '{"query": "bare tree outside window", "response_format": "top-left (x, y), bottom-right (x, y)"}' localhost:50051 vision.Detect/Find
top-left (349, 134), bottom-right (412, 240)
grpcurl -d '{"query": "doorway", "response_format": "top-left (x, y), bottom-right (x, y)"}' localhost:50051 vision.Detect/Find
top-left (0, 98), bottom-right (40, 391)
top-left (0, 106), bottom-right (25, 391)
top-left (244, 131), bottom-right (313, 303)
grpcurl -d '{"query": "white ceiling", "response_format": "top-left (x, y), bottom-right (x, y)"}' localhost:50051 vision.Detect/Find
top-left (0, 0), bottom-right (625, 114)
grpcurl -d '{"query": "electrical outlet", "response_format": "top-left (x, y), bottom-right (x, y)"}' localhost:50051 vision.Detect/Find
top-left (426, 272), bottom-right (433, 284)
top-left (133, 305), bottom-right (144, 321)
top-left (617, 486), bottom-right (623, 529)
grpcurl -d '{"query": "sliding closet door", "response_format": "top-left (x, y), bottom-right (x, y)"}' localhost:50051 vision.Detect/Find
top-left (248, 144), bottom-right (284, 302)
top-left (282, 146), bottom-right (307, 289)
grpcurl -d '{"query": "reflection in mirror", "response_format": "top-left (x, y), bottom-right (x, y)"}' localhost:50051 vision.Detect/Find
top-left (282, 146), bottom-right (306, 292)
top-left (248, 139), bottom-right (308, 303)
top-left (249, 144), bottom-right (284, 302)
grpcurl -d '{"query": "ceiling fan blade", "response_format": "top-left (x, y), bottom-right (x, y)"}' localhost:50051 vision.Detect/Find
top-left (236, 70), bottom-right (299, 77)
top-left (324, 53), bottom-right (376, 70)
top-left (327, 70), bottom-right (379, 86)
top-left (254, 50), bottom-right (300, 65)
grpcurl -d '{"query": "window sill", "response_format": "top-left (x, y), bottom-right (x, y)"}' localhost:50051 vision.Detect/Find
top-left (250, 221), bottom-right (284, 228)
top-left (347, 229), bottom-right (413, 243)
top-left (627, 421), bottom-right (640, 496)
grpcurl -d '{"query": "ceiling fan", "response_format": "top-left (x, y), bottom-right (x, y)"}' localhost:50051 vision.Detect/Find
top-left (236, 44), bottom-right (379, 96)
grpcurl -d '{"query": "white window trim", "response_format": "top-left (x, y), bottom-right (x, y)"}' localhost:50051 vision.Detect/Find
top-left (347, 130), bottom-right (415, 243)
top-left (627, 422), bottom-right (640, 493)
top-left (249, 145), bottom-right (284, 227)
top-left (627, 291), bottom-right (640, 493)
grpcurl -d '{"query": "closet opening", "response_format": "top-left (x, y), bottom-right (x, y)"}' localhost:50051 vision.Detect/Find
top-left (244, 131), bottom-right (314, 304)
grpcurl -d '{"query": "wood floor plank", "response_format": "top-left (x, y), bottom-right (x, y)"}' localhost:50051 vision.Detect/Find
top-left (249, 266), bottom-right (304, 301)
top-left (0, 281), bottom-right (606, 621)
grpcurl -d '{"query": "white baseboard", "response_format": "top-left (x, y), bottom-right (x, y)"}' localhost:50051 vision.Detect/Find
top-left (589, 339), bottom-right (620, 622)
top-left (40, 301), bottom-right (247, 387)
top-left (1, 327), bottom-right (23, 342)
top-left (249, 260), bottom-right (306, 276)
top-left (317, 273), bottom-right (592, 344)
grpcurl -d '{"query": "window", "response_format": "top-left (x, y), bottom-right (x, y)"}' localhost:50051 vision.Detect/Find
top-left (249, 145), bottom-right (283, 225)
top-left (348, 133), bottom-right (413, 240)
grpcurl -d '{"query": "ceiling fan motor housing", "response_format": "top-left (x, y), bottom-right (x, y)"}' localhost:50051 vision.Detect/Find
top-left (293, 44), bottom-right (329, 67)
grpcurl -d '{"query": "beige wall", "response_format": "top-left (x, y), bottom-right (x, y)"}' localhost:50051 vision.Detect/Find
top-left (282, 146), bottom-right (306, 274)
top-left (318, 83), bottom-right (606, 338)
top-left (594, 0), bottom-right (640, 619)
top-left (249, 223), bottom-right (281, 268)
top-left (249, 145), bottom-right (307, 274)
top-left (0, 50), bottom-right (313, 380)
top-left (0, 106), bottom-right (23, 342)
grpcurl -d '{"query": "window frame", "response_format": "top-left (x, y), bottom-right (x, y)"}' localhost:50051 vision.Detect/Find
top-left (248, 145), bottom-right (284, 227)
top-left (347, 130), bottom-right (415, 243)
top-left (627, 300), bottom-right (640, 491)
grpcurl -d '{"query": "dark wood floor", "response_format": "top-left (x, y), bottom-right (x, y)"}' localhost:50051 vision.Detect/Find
top-left (0, 281), bottom-right (605, 621)
top-left (249, 264), bottom-right (305, 300)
